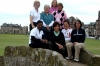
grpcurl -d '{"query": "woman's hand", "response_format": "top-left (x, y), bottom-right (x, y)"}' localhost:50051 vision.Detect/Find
top-left (74, 42), bottom-right (78, 45)
top-left (41, 39), bottom-right (46, 43)
top-left (46, 25), bottom-right (50, 30)
top-left (56, 43), bottom-right (63, 49)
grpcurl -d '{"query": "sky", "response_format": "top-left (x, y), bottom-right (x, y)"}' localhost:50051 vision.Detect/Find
top-left (0, 0), bottom-right (100, 26)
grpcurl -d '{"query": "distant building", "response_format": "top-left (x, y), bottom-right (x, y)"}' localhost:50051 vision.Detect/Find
top-left (68, 16), bottom-right (84, 29)
top-left (96, 11), bottom-right (100, 37)
top-left (1, 23), bottom-right (28, 34)
top-left (88, 22), bottom-right (96, 36)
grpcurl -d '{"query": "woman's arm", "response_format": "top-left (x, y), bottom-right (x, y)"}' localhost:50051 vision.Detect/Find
top-left (64, 11), bottom-right (67, 20)
top-left (49, 15), bottom-right (54, 27)
top-left (30, 11), bottom-right (35, 28)
top-left (31, 36), bottom-right (41, 42)
top-left (78, 29), bottom-right (86, 43)
top-left (71, 30), bottom-right (74, 43)
top-left (49, 32), bottom-right (56, 45)
top-left (40, 13), bottom-right (46, 27)
top-left (61, 32), bottom-right (66, 46)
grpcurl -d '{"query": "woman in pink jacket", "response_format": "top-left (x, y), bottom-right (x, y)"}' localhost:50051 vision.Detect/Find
top-left (49, 0), bottom-right (58, 14)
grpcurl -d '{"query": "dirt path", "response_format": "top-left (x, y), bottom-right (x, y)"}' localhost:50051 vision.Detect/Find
top-left (68, 60), bottom-right (88, 66)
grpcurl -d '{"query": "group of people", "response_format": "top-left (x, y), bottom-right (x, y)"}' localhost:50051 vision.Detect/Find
top-left (29, 0), bottom-right (86, 62)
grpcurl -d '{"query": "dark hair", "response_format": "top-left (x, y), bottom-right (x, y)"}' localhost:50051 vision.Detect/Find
top-left (37, 20), bottom-right (43, 25)
top-left (57, 3), bottom-right (63, 8)
top-left (74, 19), bottom-right (82, 28)
top-left (53, 22), bottom-right (60, 29)
top-left (51, 0), bottom-right (57, 7)
top-left (64, 19), bottom-right (70, 26)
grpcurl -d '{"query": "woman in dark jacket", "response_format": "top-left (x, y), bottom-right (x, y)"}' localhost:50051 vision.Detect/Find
top-left (66, 19), bottom-right (86, 62)
top-left (50, 22), bottom-right (66, 57)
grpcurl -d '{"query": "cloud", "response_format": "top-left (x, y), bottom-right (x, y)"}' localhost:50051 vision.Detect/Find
top-left (0, 0), bottom-right (99, 26)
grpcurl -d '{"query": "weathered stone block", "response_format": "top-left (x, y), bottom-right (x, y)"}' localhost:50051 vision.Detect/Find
top-left (80, 49), bottom-right (100, 66)
top-left (0, 56), bottom-right (4, 66)
top-left (3, 46), bottom-right (69, 66)
top-left (4, 46), bottom-right (19, 57)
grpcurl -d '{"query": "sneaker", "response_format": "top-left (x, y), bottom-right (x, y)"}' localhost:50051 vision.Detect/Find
top-left (66, 57), bottom-right (70, 60)
top-left (66, 56), bottom-right (73, 60)
top-left (74, 59), bottom-right (79, 62)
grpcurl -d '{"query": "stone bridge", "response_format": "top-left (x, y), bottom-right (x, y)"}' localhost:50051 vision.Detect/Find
top-left (0, 46), bottom-right (100, 66)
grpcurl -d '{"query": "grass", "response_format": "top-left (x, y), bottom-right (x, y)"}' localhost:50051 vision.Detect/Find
top-left (0, 34), bottom-right (100, 56)
top-left (0, 34), bottom-right (28, 56)
top-left (85, 38), bottom-right (100, 55)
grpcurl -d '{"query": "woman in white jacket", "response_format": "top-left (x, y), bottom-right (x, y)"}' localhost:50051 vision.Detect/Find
top-left (62, 19), bottom-right (73, 58)
top-left (62, 19), bottom-right (72, 43)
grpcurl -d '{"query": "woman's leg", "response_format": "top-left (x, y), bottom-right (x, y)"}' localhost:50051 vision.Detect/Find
top-left (66, 42), bottom-right (73, 59)
top-left (29, 42), bottom-right (50, 49)
top-left (74, 43), bottom-right (85, 61)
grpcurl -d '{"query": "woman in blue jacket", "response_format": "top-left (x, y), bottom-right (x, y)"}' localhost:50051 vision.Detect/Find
top-left (66, 19), bottom-right (86, 62)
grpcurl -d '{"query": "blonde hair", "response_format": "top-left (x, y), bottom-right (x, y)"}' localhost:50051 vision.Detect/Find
top-left (33, 0), bottom-right (40, 7)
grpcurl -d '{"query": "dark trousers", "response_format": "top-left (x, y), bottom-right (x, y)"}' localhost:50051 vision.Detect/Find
top-left (29, 22), bottom-right (37, 31)
top-left (52, 44), bottom-right (66, 57)
top-left (29, 41), bottom-right (52, 50)
top-left (42, 30), bottom-right (50, 41)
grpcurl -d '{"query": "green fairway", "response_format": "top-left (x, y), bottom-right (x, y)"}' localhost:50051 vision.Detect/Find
top-left (85, 38), bottom-right (100, 55)
top-left (0, 34), bottom-right (100, 56)
top-left (0, 34), bottom-right (28, 56)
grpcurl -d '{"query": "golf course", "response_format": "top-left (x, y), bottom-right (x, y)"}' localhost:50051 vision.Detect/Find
top-left (0, 34), bottom-right (100, 56)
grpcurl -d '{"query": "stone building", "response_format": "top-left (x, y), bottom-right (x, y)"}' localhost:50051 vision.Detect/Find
top-left (95, 11), bottom-right (100, 37)
top-left (88, 22), bottom-right (96, 36)
top-left (68, 16), bottom-right (84, 29)
top-left (1, 23), bottom-right (28, 34)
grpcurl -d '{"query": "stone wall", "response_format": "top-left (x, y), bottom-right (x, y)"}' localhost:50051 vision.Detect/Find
top-left (80, 49), bottom-right (100, 66)
top-left (0, 46), bottom-right (69, 66)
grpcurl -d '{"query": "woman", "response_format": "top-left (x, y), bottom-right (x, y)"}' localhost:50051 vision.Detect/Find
top-left (29, 0), bottom-right (40, 31)
top-left (62, 19), bottom-right (72, 43)
top-left (52, 3), bottom-right (67, 30)
top-left (62, 19), bottom-right (72, 58)
top-left (29, 20), bottom-right (51, 49)
top-left (49, 0), bottom-right (58, 14)
top-left (66, 19), bottom-right (86, 62)
top-left (50, 22), bottom-right (66, 57)
top-left (40, 5), bottom-right (54, 40)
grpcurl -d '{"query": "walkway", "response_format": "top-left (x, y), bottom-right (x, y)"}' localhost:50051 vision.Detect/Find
top-left (68, 60), bottom-right (88, 66)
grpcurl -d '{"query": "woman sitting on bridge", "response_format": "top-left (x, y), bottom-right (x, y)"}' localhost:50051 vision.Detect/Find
top-left (66, 19), bottom-right (86, 62)
top-left (62, 19), bottom-right (73, 58)
top-left (50, 22), bottom-right (66, 57)
top-left (29, 20), bottom-right (52, 50)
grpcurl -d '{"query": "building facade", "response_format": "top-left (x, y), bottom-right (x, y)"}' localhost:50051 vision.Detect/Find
top-left (1, 23), bottom-right (28, 34)
top-left (68, 16), bottom-right (84, 29)
top-left (95, 11), bottom-right (100, 37)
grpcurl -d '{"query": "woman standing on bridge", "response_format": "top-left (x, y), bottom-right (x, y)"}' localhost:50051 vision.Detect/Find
top-left (52, 3), bottom-right (67, 30)
top-left (29, 0), bottom-right (40, 31)
top-left (66, 19), bottom-right (86, 62)
top-left (40, 5), bottom-right (54, 40)
top-left (49, 0), bottom-right (58, 14)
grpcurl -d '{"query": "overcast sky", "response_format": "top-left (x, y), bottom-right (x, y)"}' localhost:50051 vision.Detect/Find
top-left (0, 0), bottom-right (100, 26)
